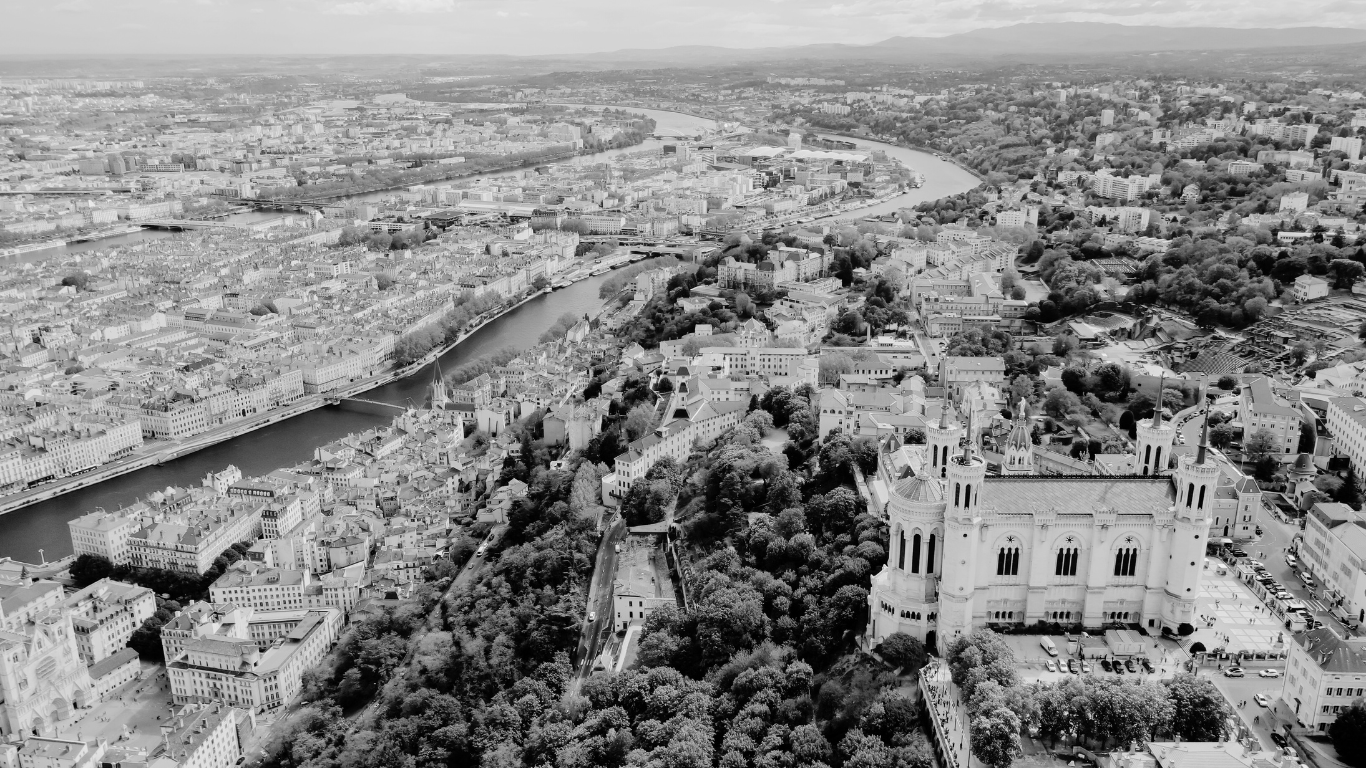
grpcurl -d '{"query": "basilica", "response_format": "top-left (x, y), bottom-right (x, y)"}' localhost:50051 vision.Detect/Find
top-left (866, 404), bottom-right (1220, 654)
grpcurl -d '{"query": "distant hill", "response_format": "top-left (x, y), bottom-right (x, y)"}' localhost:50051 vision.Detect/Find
top-left (547, 22), bottom-right (1366, 64)
top-left (4, 22), bottom-right (1365, 77)
top-left (872, 22), bottom-right (1366, 56)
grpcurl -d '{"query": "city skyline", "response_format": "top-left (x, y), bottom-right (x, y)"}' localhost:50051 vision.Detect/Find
top-left (6, 0), bottom-right (1366, 55)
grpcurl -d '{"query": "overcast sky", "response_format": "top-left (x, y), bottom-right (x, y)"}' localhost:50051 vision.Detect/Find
top-left (7, 0), bottom-right (1365, 55)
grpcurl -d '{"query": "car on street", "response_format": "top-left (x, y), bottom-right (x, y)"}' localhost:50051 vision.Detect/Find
top-left (1067, 659), bottom-right (1079, 674)
top-left (1259, 668), bottom-right (1282, 678)
top-left (1286, 554), bottom-right (1298, 568)
top-left (1255, 694), bottom-right (1270, 707)
top-left (1270, 733), bottom-right (1287, 748)
top-left (1081, 660), bottom-right (1092, 673)
top-left (587, 611), bottom-right (596, 623)
top-left (1142, 659), bottom-right (1156, 673)
top-left (1299, 571), bottom-right (1316, 588)
top-left (1224, 667), bottom-right (1246, 678)
top-left (1045, 660), bottom-right (1058, 672)
top-left (1114, 663), bottom-right (1125, 675)
top-left (1125, 659), bottom-right (1138, 673)
top-left (1101, 659), bottom-right (1113, 672)
top-left (1231, 548), bottom-right (1249, 558)
top-left (1041, 637), bottom-right (1059, 657)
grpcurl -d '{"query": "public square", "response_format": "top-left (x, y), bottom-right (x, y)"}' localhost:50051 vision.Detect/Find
top-left (1189, 566), bottom-right (1290, 659)
top-left (45, 662), bottom-right (176, 754)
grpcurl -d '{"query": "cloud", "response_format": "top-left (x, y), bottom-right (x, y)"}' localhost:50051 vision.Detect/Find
top-left (324, 0), bottom-right (455, 14)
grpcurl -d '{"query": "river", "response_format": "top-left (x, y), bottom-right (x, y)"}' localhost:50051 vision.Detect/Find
top-left (0, 106), bottom-right (977, 562)
top-left (0, 273), bottom-right (618, 561)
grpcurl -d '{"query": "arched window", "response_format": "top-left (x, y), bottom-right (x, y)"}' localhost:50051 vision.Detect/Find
top-left (1143, 444), bottom-right (1151, 470)
top-left (954, 483), bottom-right (961, 506)
top-left (911, 534), bottom-right (922, 574)
top-left (927, 534), bottom-right (937, 575)
top-left (1198, 485), bottom-right (1206, 510)
top-left (1056, 538), bottom-right (1080, 576)
top-left (964, 483), bottom-right (973, 509)
top-left (997, 536), bottom-right (1019, 576)
top-left (897, 530), bottom-right (906, 570)
top-left (1187, 483), bottom-right (1195, 507)
top-left (1154, 448), bottom-right (1162, 472)
top-left (1113, 540), bottom-right (1139, 577)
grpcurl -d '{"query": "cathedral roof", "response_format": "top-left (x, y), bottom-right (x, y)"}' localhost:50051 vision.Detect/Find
top-left (893, 474), bottom-right (945, 503)
top-left (980, 476), bottom-right (1175, 516)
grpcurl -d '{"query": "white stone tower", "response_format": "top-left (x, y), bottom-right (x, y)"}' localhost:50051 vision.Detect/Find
top-left (1163, 409), bottom-right (1215, 632)
top-left (1001, 398), bottom-right (1034, 476)
top-left (937, 411), bottom-right (988, 652)
top-left (1136, 378), bottom-right (1175, 476)
top-left (926, 402), bottom-right (964, 479)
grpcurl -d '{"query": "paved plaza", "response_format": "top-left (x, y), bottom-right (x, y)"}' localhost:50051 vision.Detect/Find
top-left (45, 662), bottom-right (177, 754)
top-left (1191, 569), bottom-right (1289, 658)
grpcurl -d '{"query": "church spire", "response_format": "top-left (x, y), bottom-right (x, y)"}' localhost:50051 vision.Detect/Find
top-left (1196, 401), bottom-right (1211, 465)
top-left (1152, 374), bottom-right (1165, 429)
top-left (962, 406), bottom-right (977, 464)
top-left (430, 361), bottom-right (448, 409)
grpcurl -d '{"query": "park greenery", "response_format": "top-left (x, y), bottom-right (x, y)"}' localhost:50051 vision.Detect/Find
top-left (946, 629), bottom-right (1233, 768)
top-left (392, 290), bottom-right (512, 366)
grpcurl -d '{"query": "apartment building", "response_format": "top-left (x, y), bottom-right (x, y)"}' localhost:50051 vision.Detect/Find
top-left (156, 703), bottom-right (251, 768)
top-left (67, 511), bottom-right (140, 565)
top-left (1238, 377), bottom-right (1304, 456)
top-left (1328, 397), bottom-right (1366, 482)
top-left (1299, 502), bottom-right (1366, 623)
top-left (691, 346), bottom-right (815, 381)
top-left (938, 356), bottom-right (1007, 397)
top-left (127, 500), bottom-right (264, 574)
top-left (208, 561), bottom-right (360, 615)
top-left (64, 578), bottom-right (156, 665)
top-left (607, 390), bottom-right (747, 502)
top-left (1281, 626), bottom-right (1366, 731)
top-left (1293, 274), bottom-right (1330, 302)
top-left (611, 525), bottom-right (677, 632)
top-left (167, 607), bottom-right (342, 711)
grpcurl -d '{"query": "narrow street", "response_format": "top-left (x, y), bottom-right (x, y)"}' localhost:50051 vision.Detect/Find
top-left (571, 516), bottom-right (626, 691)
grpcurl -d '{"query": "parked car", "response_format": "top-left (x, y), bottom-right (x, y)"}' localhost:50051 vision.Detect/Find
top-left (1255, 526), bottom-right (1264, 536)
top-left (1254, 694), bottom-right (1271, 707)
top-left (1224, 667), bottom-right (1246, 678)
top-left (1100, 659), bottom-right (1113, 672)
top-left (1114, 663), bottom-right (1126, 675)
top-left (1299, 571), bottom-right (1317, 588)
top-left (1045, 660), bottom-right (1058, 673)
top-left (1270, 733), bottom-right (1287, 749)
top-left (1259, 668), bottom-right (1282, 678)
top-left (587, 611), bottom-right (596, 623)
top-left (1231, 548), bottom-right (1249, 558)
top-left (1142, 659), bottom-right (1156, 673)
top-left (1040, 637), bottom-right (1059, 657)
top-left (1068, 659), bottom-right (1079, 674)
top-left (1125, 659), bottom-right (1138, 673)
top-left (1081, 660), bottom-right (1092, 673)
